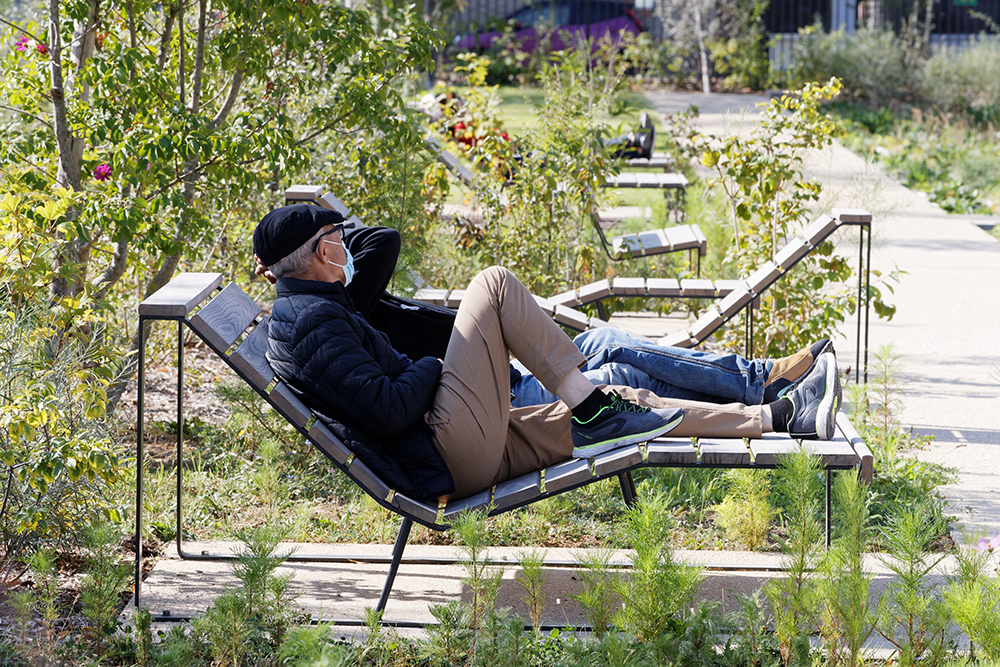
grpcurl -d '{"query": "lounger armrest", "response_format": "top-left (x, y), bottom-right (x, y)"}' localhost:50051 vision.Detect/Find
top-left (139, 273), bottom-right (224, 318)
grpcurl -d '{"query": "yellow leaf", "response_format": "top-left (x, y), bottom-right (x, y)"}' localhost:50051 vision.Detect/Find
top-left (0, 194), bottom-right (21, 214)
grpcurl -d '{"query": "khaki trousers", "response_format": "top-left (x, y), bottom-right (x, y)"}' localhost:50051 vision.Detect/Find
top-left (428, 267), bottom-right (763, 500)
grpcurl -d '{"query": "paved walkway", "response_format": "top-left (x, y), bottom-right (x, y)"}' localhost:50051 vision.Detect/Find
top-left (647, 91), bottom-right (1000, 539)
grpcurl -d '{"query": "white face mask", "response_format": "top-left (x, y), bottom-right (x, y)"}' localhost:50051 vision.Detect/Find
top-left (324, 238), bottom-right (355, 286)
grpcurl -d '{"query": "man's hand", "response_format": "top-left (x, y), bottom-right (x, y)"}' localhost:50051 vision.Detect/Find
top-left (254, 254), bottom-right (277, 284)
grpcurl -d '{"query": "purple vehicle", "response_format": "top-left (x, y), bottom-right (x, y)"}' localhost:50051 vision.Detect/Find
top-left (454, 0), bottom-right (643, 53)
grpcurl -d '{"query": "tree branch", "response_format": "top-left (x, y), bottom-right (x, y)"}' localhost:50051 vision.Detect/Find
top-left (190, 0), bottom-right (207, 113)
top-left (156, 3), bottom-right (178, 71)
top-left (210, 69), bottom-right (244, 129)
top-left (0, 17), bottom-right (44, 42)
top-left (0, 104), bottom-right (54, 130)
top-left (91, 239), bottom-right (128, 299)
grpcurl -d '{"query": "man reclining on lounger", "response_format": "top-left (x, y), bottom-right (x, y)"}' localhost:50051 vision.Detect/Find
top-left (253, 204), bottom-right (841, 501)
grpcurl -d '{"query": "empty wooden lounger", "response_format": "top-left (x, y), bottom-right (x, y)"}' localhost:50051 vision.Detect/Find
top-left (134, 273), bottom-right (873, 621)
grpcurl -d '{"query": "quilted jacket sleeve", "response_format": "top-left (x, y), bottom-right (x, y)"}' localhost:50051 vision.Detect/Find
top-left (273, 298), bottom-right (442, 438)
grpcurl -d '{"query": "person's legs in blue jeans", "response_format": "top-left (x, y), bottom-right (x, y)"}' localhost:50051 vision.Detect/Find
top-left (511, 328), bottom-right (766, 408)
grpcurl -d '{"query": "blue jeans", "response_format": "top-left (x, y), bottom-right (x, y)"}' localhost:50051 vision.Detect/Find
top-left (510, 328), bottom-right (767, 407)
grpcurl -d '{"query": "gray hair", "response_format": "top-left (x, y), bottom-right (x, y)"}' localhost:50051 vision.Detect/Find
top-left (268, 226), bottom-right (329, 278)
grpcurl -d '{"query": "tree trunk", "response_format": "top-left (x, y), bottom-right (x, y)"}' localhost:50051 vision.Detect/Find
top-left (693, 0), bottom-right (711, 94)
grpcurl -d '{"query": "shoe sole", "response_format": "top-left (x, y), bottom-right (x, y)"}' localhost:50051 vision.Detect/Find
top-left (790, 353), bottom-right (840, 440)
top-left (774, 339), bottom-right (835, 400)
top-left (572, 411), bottom-right (684, 459)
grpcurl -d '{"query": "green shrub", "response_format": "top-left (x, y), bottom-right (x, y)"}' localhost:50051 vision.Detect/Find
top-left (920, 39), bottom-right (1000, 112)
top-left (790, 26), bottom-right (911, 107)
top-left (712, 469), bottom-right (775, 550)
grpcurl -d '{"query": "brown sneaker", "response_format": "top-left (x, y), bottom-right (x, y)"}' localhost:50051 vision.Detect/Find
top-left (763, 339), bottom-right (833, 403)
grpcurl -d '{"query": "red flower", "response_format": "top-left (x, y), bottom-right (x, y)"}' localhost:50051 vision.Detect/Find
top-left (93, 163), bottom-right (113, 181)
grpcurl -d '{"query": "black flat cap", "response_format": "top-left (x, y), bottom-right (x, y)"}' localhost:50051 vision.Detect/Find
top-left (253, 204), bottom-right (346, 266)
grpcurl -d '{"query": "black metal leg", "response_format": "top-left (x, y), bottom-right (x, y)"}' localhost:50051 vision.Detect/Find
top-left (595, 300), bottom-right (607, 321)
top-left (134, 317), bottom-right (147, 610)
top-left (618, 472), bottom-right (638, 509)
top-left (176, 322), bottom-right (185, 557)
top-left (825, 470), bottom-right (832, 549)
top-left (376, 518), bottom-right (413, 613)
top-left (863, 224), bottom-right (871, 384)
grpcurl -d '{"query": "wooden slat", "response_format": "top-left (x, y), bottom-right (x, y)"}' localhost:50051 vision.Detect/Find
top-left (267, 382), bottom-right (313, 429)
top-left (746, 261), bottom-right (781, 295)
top-left (393, 493), bottom-right (441, 526)
top-left (442, 489), bottom-right (492, 522)
top-left (456, 165), bottom-right (476, 187)
top-left (139, 273), bottom-right (224, 317)
top-left (679, 279), bottom-right (716, 298)
top-left (646, 439), bottom-right (698, 465)
top-left (658, 329), bottom-right (696, 348)
top-left (612, 277), bottom-right (646, 295)
top-left (532, 295), bottom-right (557, 316)
top-left (307, 421), bottom-right (353, 466)
top-left (414, 288), bottom-right (449, 306)
top-left (699, 438), bottom-right (751, 466)
top-left (713, 279), bottom-right (744, 297)
top-left (833, 208), bottom-right (872, 224)
top-left (635, 172), bottom-right (661, 188)
top-left (636, 229), bottom-right (670, 255)
top-left (549, 289), bottom-right (580, 307)
top-left (691, 223), bottom-right (708, 255)
top-left (664, 173), bottom-right (689, 188)
top-left (689, 305), bottom-right (724, 342)
top-left (774, 237), bottom-right (810, 270)
top-left (665, 225), bottom-right (699, 251)
top-left (807, 431), bottom-right (861, 468)
top-left (188, 283), bottom-right (261, 353)
top-left (837, 412), bottom-right (873, 483)
top-left (493, 472), bottom-right (542, 511)
top-left (588, 317), bottom-right (619, 329)
top-left (318, 193), bottom-right (352, 219)
top-left (647, 278), bottom-right (681, 297)
top-left (445, 290), bottom-right (465, 308)
top-left (228, 321), bottom-right (274, 390)
top-left (346, 457), bottom-right (392, 506)
top-left (578, 280), bottom-right (611, 304)
top-left (593, 445), bottom-right (644, 476)
top-left (608, 172), bottom-right (638, 188)
top-left (553, 305), bottom-right (590, 330)
top-left (285, 184), bottom-right (324, 201)
top-left (749, 434), bottom-right (802, 466)
top-left (542, 459), bottom-right (592, 494)
top-left (804, 214), bottom-right (839, 247)
top-left (612, 233), bottom-right (644, 257)
top-left (717, 284), bottom-right (754, 317)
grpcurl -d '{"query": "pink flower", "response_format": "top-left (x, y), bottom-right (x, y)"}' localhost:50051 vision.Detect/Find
top-left (36, 43), bottom-right (48, 54)
top-left (14, 36), bottom-right (29, 52)
top-left (93, 164), bottom-right (112, 181)
top-left (974, 534), bottom-right (1000, 551)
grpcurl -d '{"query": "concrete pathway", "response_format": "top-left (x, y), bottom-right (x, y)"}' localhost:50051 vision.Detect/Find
top-left (647, 91), bottom-right (1000, 539)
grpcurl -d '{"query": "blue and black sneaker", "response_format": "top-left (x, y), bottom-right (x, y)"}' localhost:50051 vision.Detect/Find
top-left (785, 352), bottom-right (841, 440)
top-left (571, 391), bottom-right (684, 459)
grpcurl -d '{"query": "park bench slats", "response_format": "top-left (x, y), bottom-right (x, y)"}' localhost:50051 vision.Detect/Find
top-left (647, 278), bottom-right (681, 297)
top-left (284, 184), bottom-right (324, 201)
top-left (268, 382), bottom-right (313, 430)
top-left (664, 224), bottom-right (700, 253)
top-left (746, 261), bottom-right (781, 295)
top-left (832, 208), bottom-right (872, 224)
top-left (609, 172), bottom-right (638, 187)
top-left (612, 277), bottom-right (646, 295)
top-left (317, 193), bottom-right (352, 219)
top-left (837, 412), bottom-right (874, 483)
top-left (578, 279), bottom-right (611, 303)
top-left (804, 214), bottom-right (838, 247)
top-left (442, 489), bottom-right (492, 522)
top-left (414, 288), bottom-right (449, 306)
top-left (553, 304), bottom-right (591, 329)
top-left (188, 283), bottom-right (262, 353)
top-left (646, 440), bottom-right (699, 465)
top-left (593, 445), bottom-right (644, 477)
top-left (550, 289), bottom-right (580, 307)
top-left (712, 279), bottom-right (744, 297)
top-left (717, 283), bottom-right (754, 318)
top-left (625, 152), bottom-right (672, 170)
top-left (680, 279), bottom-right (716, 298)
top-left (588, 317), bottom-right (619, 329)
top-left (493, 472), bottom-right (543, 511)
top-left (138, 273), bottom-right (223, 317)
top-left (699, 439), bottom-right (752, 466)
top-left (543, 458), bottom-right (593, 494)
top-left (346, 456), bottom-right (393, 504)
top-left (659, 329), bottom-right (697, 348)
top-left (228, 321), bottom-right (275, 388)
top-left (393, 493), bottom-right (439, 526)
top-left (749, 434), bottom-right (805, 466)
top-left (532, 295), bottom-right (557, 316)
top-left (307, 421), bottom-right (353, 466)
top-left (445, 290), bottom-right (465, 308)
top-left (774, 237), bottom-right (810, 270)
top-left (690, 305), bottom-right (724, 342)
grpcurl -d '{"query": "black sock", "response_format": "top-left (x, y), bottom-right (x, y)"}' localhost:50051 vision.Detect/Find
top-left (770, 397), bottom-right (793, 432)
top-left (571, 388), bottom-right (611, 424)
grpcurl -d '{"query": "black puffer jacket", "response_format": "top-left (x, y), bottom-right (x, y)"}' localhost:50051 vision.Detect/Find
top-left (267, 277), bottom-right (455, 500)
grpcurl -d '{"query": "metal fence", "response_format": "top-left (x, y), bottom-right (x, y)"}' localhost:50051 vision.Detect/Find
top-left (446, 0), bottom-right (1000, 71)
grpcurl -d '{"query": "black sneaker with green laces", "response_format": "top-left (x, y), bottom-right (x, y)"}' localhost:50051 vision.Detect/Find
top-left (571, 391), bottom-right (684, 459)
